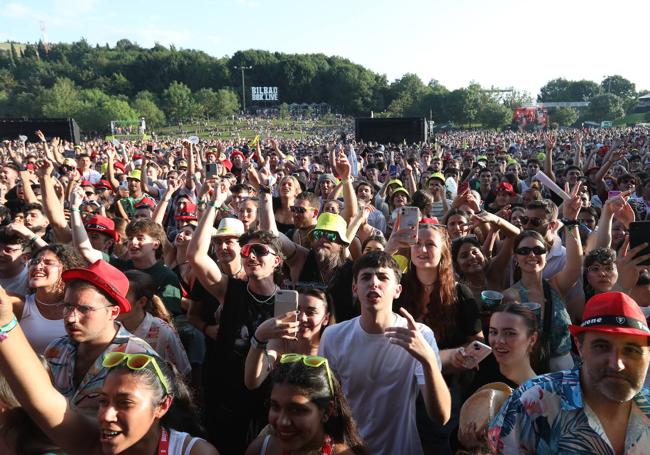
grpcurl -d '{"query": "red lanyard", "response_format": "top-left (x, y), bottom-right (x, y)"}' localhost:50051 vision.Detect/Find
top-left (282, 434), bottom-right (332, 455)
top-left (158, 427), bottom-right (169, 455)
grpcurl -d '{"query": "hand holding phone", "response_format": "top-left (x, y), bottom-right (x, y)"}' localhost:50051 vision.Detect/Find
top-left (397, 206), bottom-right (420, 245)
top-left (459, 340), bottom-right (492, 369)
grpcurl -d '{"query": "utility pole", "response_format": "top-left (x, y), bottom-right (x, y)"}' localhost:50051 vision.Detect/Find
top-left (234, 65), bottom-right (253, 113)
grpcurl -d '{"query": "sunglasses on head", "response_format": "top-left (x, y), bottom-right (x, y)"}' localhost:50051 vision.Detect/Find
top-left (515, 246), bottom-right (547, 256)
top-left (279, 354), bottom-right (334, 397)
top-left (290, 206), bottom-right (308, 214)
top-left (102, 352), bottom-right (171, 396)
top-left (241, 243), bottom-right (277, 258)
top-left (520, 216), bottom-right (546, 227)
top-left (312, 229), bottom-right (340, 243)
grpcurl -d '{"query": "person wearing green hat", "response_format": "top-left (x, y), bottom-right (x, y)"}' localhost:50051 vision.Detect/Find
top-left (427, 173), bottom-right (451, 219)
top-left (118, 169), bottom-right (152, 220)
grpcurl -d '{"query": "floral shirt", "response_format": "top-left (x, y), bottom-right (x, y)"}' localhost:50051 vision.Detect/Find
top-left (44, 322), bottom-right (157, 415)
top-left (488, 368), bottom-right (650, 454)
top-left (132, 313), bottom-right (191, 376)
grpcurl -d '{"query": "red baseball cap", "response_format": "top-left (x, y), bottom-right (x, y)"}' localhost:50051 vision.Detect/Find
top-left (569, 292), bottom-right (650, 338)
top-left (175, 202), bottom-right (198, 221)
top-left (230, 150), bottom-right (247, 162)
top-left (62, 260), bottom-right (131, 313)
top-left (135, 196), bottom-right (156, 210)
top-left (84, 215), bottom-right (119, 242)
top-left (113, 161), bottom-right (126, 173)
top-left (81, 180), bottom-right (94, 188)
top-left (94, 179), bottom-right (113, 191)
top-left (496, 182), bottom-right (515, 195)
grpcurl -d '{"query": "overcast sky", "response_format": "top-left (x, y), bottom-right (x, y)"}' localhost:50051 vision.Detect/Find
top-left (2, 0), bottom-right (648, 98)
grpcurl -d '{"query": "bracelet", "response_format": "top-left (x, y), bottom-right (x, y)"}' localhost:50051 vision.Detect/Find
top-left (341, 178), bottom-right (351, 184)
top-left (0, 316), bottom-right (18, 342)
top-left (70, 208), bottom-right (80, 212)
top-left (207, 201), bottom-right (220, 209)
top-left (250, 334), bottom-right (268, 349)
top-left (561, 219), bottom-right (580, 226)
top-left (258, 185), bottom-right (271, 194)
top-left (28, 235), bottom-right (39, 245)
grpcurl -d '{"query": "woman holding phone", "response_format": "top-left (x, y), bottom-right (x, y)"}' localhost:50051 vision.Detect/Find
top-left (244, 288), bottom-right (334, 390)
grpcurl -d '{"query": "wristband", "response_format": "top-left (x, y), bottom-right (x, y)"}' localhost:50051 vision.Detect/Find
top-left (70, 208), bottom-right (80, 212)
top-left (561, 219), bottom-right (580, 226)
top-left (258, 185), bottom-right (271, 194)
top-left (207, 201), bottom-right (220, 209)
top-left (0, 316), bottom-right (18, 342)
top-left (29, 235), bottom-right (38, 245)
top-left (250, 334), bottom-right (268, 349)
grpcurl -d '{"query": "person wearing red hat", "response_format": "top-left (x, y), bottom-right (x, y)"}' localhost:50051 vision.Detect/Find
top-left (489, 292), bottom-right (650, 454)
top-left (41, 259), bottom-right (158, 414)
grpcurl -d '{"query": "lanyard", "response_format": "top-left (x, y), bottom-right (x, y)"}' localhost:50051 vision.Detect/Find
top-left (158, 427), bottom-right (169, 455)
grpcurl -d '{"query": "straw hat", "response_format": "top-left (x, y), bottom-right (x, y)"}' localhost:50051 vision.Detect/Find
top-left (459, 382), bottom-right (512, 435)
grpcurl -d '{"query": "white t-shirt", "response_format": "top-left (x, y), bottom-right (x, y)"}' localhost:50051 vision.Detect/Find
top-left (319, 314), bottom-right (441, 455)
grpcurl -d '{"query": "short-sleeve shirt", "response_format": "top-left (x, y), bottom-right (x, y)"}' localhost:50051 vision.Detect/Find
top-left (131, 312), bottom-right (191, 376)
top-left (44, 322), bottom-right (157, 414)
top-left (319, 314), bottom-right (441, 455)
top-left (488, 368), bottom-right (650, 454)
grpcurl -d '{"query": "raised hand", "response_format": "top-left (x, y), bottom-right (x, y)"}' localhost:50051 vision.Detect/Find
top-left (333, 150), bottom-right (351, 180)
top-left (385, 307), bottom-right (437, 366)
top-left (562, 182), bottom-right (583, 220)
top-left (69, 185), bottom-right (85, 210)
top-left (35, 130), bottom-right (46, 142)
top-left (616, 237), bottom-right (650, 291)
top-left (34, 159), bottom-right (53, 179)
top-left (254, 311), bottom-right (299, 342)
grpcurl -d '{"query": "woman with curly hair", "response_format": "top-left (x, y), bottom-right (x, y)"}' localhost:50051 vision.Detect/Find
top-left (0, 243), bottom-right (87, 354)
top-left (245, 354), bottom-right (367, 455)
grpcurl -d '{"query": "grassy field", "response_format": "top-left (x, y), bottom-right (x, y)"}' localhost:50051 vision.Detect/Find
top-left (613, 112), bottom-right (647, 126)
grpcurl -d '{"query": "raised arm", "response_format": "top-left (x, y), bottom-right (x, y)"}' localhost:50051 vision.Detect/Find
top-left (553, 185), bottom-right (583, 295)
top-left (18, 170), bottom-right (38, 204)
top-left (35, 160), bottom-right (72, 243)
top-left (69, 185), bottom-right (104, 263)
top-left (0, 289), bottom-right (98, 453)
top-left (584, 191), bottom-right (631, 253)
top-left (186, 181), bottom-right (229, 303)
top-left (334, 149), bottom-right (357, 223)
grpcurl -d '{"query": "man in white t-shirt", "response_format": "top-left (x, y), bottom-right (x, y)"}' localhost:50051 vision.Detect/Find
top-left (319, 251), bottom-right (451, 455)
top-left (0, 227), bottom-right (29, 296)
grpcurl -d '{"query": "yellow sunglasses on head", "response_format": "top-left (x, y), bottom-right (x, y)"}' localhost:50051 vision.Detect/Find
top-left (279, 353), bottom-right (334, 397)
top-left (102, 352), bottom-right (171, 396)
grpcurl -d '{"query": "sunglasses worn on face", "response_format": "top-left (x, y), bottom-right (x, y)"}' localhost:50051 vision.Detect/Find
top-left (102, 352), bottom-right (171, 396)
top-left (312, 230), bottom-right (339, 243)
top-left (290, 206), bottom-right (308, 214)
top-left (279, 354), bottom-right (334, 397)
top-left (241, 243), bottom-right (277, 258)
top-left (515, 246), bottom-right (547, 256)
top-left (520, 216), bottom-right (546, 227)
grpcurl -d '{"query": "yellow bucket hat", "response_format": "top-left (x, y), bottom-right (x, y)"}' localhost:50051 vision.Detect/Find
top-left (310, 213), bottom-right (350, 245)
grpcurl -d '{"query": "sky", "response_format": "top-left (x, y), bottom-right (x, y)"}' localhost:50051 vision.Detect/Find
top-left (1, 0), bottom-right (648, 99)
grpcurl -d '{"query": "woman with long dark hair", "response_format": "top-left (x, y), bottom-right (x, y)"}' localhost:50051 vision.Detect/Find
top-left (245, 354), bottom-right (367, 455)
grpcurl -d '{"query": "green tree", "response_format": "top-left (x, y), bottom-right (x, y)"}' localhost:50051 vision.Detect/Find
top-left (587, 94), bottom-right (624, 121)
top-left (601, 75), bottom-right (635, 99)
top-left (131, 91), bottom-right (166, 128)
top-left (477, 102), bottom-right (512, 129)
top-left (552, 107), bottom-right (579, 126)
top-left (75, 89), bottom-right (139, 131)
top-left (162, 81), bottom-right (195, 123)
top-left (213, 89), bottom-right (239, 118)
top-left (279, 102), bottom-right (290, 119)
top-left (41, 77), bottom-right (81, 118)
top-left (538, 78), bottom-right (602, 102)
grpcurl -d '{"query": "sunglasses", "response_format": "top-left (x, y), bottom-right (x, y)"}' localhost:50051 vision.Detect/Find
top-left (279, 354), bottom-right (333, 397)
top-left (520, 216), bottom-right (547, 227)
top-left (241, 243), bottom-right (277, 258)
top-left (290, 206), bottom-right (308, 214)
top-left (515, 246), bottom-right (547, 256)
top-left (311, 230), bottom-right (340, 243)
top-left (102, 352), bottom-right (170, 396)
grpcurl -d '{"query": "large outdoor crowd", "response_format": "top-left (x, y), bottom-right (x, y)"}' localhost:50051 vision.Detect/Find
top-left (0, 124), bottom-right (648, 455)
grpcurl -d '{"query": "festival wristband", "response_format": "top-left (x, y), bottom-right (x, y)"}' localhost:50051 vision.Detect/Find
top-left (0, 316), bottom-right (18, 342)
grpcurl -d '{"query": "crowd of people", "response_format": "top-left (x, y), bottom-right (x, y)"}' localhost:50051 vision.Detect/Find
top-left (0, 124), bottom-right (648, 454)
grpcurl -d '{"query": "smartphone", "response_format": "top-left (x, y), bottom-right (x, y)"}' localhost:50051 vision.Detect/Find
top-left (463, 340), bottom-right (493, 366)
top-left (389, 164), bottom-right (398, 177)
top-left (398, 206), bottom-right (420, 244)
top-left (206, 163), bottom-right (218, 178)
top-left (629, 221), bottom-right (650, 266)
top-left (146, 144), bottom-right (154, 153)
top-left (63, 149), bottom-right (75, 158)
top-left (459, 182), bottom-right (470, 194)
top-left (608, 190), bottom-right (622, 200)
top-left (274, 290), bottom-right (299, 318)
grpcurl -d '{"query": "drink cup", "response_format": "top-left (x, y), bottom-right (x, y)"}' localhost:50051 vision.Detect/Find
top-left (481, 290), bottom-right (504, 309)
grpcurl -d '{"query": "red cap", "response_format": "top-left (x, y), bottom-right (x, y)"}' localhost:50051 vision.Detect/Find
top-left (132, 154), bottom-right (143, 161)
top-left (135, 196), bottom-right (156, 210)
top-left (94, 179), bottom-right (113, 191)
top-left (62, 260), bottom-right (131, 313)
top-left (569, 292), bottom-right (650, 338)
top-left (175, 202), bottom-right (198, 221)
top-left (114, 161), bottom-right (126, 173)
top-left (496, 182), bottom-right (515, 195)
top-left (84, 215), bottom-right (119, 242)
top-left (81, 180), bottom-right (94, 188)
top-left (420, 217), bottom-right (440, 225)
top-left (230, 150), bottom-right (247, 162)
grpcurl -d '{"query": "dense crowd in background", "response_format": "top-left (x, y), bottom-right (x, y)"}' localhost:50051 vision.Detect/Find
top-left (0, 124), bottom-right (648, 454)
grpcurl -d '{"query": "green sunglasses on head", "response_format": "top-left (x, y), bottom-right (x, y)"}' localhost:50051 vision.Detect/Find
top-left (102, 352), bottom-right (171, 396)
top-left (279, 353), bottom-right (334, 397)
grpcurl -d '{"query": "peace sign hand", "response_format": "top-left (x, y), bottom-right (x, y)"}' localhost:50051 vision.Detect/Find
top-left (385, 307), bottom-right (438, 366)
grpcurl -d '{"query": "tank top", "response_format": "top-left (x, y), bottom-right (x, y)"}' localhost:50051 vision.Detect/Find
top-left (20, 294), bottom-right (67, 354)
top-left (168, 428), bottom-right (203, 455)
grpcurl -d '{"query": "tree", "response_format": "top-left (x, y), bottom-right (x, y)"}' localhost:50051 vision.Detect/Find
top-left (477, 102), bottom-right (512, 129)
top-left (131, 91), bottom-right (166, 128)
top-left (587, 94), bottom-right (624, 121)
top-left (552, 107), bottom-right (579, 126)
top-left (601, 75), bottom-right (635, 99)
top-left (194, 87), bottom-right (220, 118)
top-left (279, 102), bottom-right (290, 119)
top-left (75, 89), bottom-right (139, 131)
top-left (162, 81), bottom-right (195, 123)
top-left (41, 77), bottom-right (81, 118)
top-left (538, 78), bottom-right (602, 102)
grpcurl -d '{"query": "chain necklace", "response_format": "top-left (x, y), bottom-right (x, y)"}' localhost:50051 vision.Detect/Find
top-left (246, 282), bottom-right (277, 304)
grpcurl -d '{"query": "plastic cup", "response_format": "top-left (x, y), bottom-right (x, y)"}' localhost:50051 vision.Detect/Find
top-left (520, 302), bottom-right (542, 320)
top-left (481, 290), bottom-right (504, 308)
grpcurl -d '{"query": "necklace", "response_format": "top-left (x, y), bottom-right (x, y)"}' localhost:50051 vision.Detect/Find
top-left (35, 295), bottom-right (62, 307)
top-left (282, 434), bottom-right (333, 455)
top-left (246, 282), bottom-right (277, 304)
top-left (220, 261), bottom-right (243, 278)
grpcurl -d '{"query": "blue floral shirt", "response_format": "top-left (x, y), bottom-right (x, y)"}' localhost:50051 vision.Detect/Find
top-left (488, 368), bottom-right (650, 454)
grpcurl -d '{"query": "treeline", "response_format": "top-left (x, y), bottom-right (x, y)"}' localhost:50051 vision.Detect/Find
top-left (0, 39), bottom-right (646, 131)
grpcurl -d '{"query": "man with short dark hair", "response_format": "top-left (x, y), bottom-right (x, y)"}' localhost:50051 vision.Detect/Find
top-left (490, 292), bottom-right (650, 454)
top-left (320, 251), bottom-right (451, 455)
top-left (0, 227), bottom-right (29, 295)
